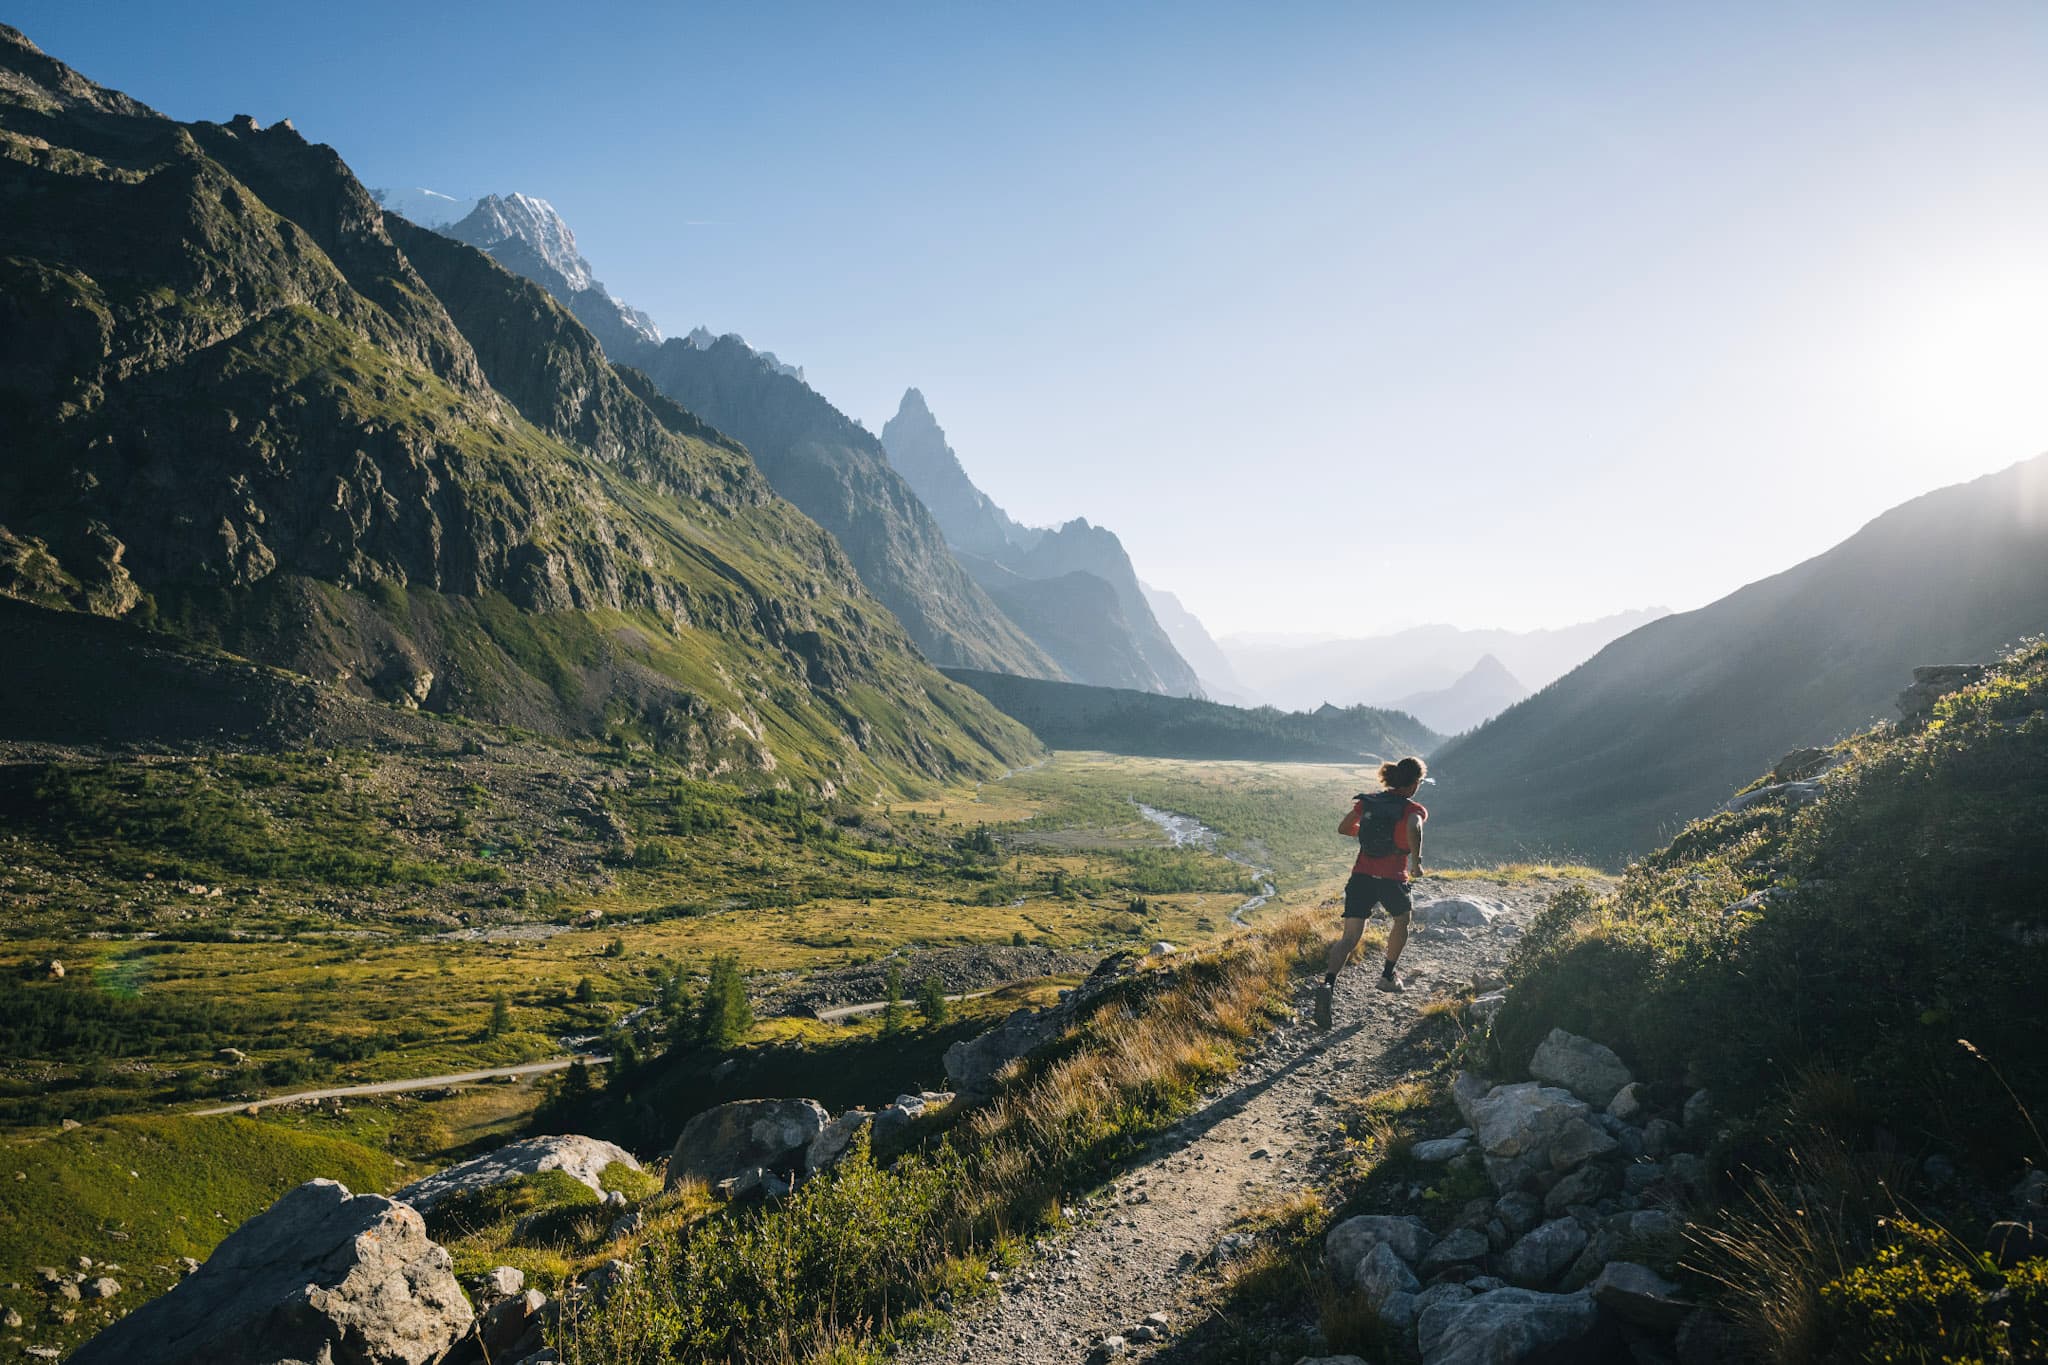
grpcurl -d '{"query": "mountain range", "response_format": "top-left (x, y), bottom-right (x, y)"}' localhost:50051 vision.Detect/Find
top-left (1428, 453), bottom-right (2048, 862)
top-left (393, 188), bottom-right (1207, 691)
top-left (0, 25), bottom-right (1034, 787)
top-left (378, 187), bottom-right (1217, 699)
top-left (1218, 608), bottom-right (1670, 714)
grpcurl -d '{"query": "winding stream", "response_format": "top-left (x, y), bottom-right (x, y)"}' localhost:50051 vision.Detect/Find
top-left (1134, 803), bottom-right (1277, 927)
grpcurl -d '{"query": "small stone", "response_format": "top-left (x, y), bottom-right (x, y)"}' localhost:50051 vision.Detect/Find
top-left (1606, 1082), bottom-right (1646, 1123)
top-left (1250, 1148), bottom-right (1270, 1160)
top-left (1682, 1089), bottom-right (1714, 1130)
top-left (478, 1266), bottom-right (526, 1301)
top-left (1128, 1324), bottom-right (1157, 1343)
top-left (1143, 1310), bottom-right (1169, 1327)
top-left (74, 1257), bottom-right (91, 1271)
top-left (1, 1306), bottom-right (20, 1327)
top-left (82, 1277), bottom-right (121, 1300)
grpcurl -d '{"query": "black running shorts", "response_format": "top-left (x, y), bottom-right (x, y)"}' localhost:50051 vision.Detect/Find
top-left (1343, 872), bottom-right (1412, 920)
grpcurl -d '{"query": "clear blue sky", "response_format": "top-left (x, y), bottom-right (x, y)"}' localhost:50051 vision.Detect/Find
top-left (19, 1), bottom-right (2048, 637)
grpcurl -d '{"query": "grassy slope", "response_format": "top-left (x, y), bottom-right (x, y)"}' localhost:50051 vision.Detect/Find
top-left (1490, 643), bottom-right (2048, 1359)
top-left (1429, 455), bottom-right (2048, 866)
top-left (0, 1115), bottom-right (400, 1355)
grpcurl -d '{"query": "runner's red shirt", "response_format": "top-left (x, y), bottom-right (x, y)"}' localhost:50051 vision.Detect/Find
top-left (1341, 799), bottom-right (1427, 880)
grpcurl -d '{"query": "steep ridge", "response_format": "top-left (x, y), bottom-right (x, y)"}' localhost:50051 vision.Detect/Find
top-left (882, 387), bottom-right (1205, 695)
top-left (1432, 455), bottom-right (2048, 862)
top-left (1389, 653), bottom-right (1529, 736)
top-left (943, 666), bottom-right (1439, 762)
top-left (0, 25), bottom-right (1036, 787)
top-left (420, 200), bottom-right (1060, 681)
top-left (633, 339), bottom-right (1063, 677)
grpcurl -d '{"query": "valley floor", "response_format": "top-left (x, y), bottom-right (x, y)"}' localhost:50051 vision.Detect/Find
top-left (904, 879), bottom-right (1542, 1365)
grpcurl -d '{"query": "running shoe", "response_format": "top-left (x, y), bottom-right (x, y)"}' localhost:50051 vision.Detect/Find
top-left (1312, 982), bottom-right (1334, 1029)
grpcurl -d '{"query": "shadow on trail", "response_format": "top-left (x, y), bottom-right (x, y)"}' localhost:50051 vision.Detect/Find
top-left (1153, 1017), bottom-right (1368, 1151)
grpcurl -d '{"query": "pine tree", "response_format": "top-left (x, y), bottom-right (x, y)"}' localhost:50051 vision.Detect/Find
top-left (882, 962), bottom-right (908, 1035)
top-left (487, 991), bottom-right (512, 1038)
top-left (697, 953), bottom-right (753, 1048)
top-left (916, 975), bottom-right (949, 1026)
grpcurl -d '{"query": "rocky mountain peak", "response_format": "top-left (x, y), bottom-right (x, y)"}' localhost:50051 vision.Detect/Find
top-left (0, 23), bottom-right (158, 117)
top-left (454, 191), bottom-right (595, 292)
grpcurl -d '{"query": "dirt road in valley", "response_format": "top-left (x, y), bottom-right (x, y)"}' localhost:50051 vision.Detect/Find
top-left (188, 1056), bottom-right (607, 1116)
top-left (903, 880), bottom-right (1543, 1365)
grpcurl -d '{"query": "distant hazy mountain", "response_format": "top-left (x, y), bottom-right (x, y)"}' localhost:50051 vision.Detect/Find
top-left (1220, 609), bottom-right (1669, 712)
top-left (1142, 582), bottom-right (1256, 705)
top-left (1390, 654), bottom-right (1529, 736)
top-left (367, 185), bottom-right (476, 228)
top-left (436, 192), bottom-right (662, 354)
top-left (423, 197), bottom-right (1058, 680)
top-left (1431, 455), bottom-right (2048, 864)
top-left (943, 668), bottom-right (1439, 765)
top-left (880, 388), bottom-right (1203, 695)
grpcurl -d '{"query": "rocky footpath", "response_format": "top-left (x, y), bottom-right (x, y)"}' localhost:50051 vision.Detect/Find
top-left (901, 885), bottom-right (1544, 1365)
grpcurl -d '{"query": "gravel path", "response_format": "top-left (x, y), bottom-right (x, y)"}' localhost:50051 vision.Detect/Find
top-left (905, 881), bottom-right (1541, 1365)
top-left (188, 1055), bottom-right (605, 1115)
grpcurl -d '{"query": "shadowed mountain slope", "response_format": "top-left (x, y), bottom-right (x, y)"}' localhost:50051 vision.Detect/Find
top-left (944, 667), bottom-right (1438, 764)
top-left (0, 25), bottom-right (1036, 787)
top-left (1431, 455), bottom-right (2048, 863)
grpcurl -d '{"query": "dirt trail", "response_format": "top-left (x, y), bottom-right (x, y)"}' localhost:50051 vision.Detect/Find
top-left (188, 1056), bottom-right (606, 1116)
top-left (905, 881), bottom-right (1540, 1365)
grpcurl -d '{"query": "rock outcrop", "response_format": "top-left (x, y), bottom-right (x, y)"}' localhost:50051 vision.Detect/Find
top-left (71, 1179), bottom-right (472, 1365)
top-left (395, 1134), bottom-right (640, 1212)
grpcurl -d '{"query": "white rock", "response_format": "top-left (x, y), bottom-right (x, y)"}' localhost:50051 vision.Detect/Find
top-left (398, 1134), bottom-right (640, 1211)
top-left (1414, 897), bottom-right (1503, 927)
top-left (1606, 1082), bottom-right (1646, 1122)
top-left (1529, 1029), bottom-right (1633, 1107)
top-left (1411, 1137), bottom-right (1473, 1163)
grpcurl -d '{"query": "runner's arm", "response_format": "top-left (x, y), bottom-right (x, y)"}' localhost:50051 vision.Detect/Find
top-left (1338, 801), bottom-right (1362, 837)
top-left (1407, 813), bottom-right (1425, 878)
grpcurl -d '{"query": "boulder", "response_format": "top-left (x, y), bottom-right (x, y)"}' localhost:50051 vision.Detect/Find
top-left (1591, 1260), bottom-right (1691, 1329)
top-left (1502, 1217), bottom-right (1589, 1288)
top-left (1543, 1163), bottom-right (1615, 1217)
top-left (1357, 1241), bottom-right (1421, 1325)
top-left (1326, 1214), bottom-right (1436, 1286)
top-left (1414, 897), bottom-right (1502, 927)
top-left (945, 1007), bottom-right (1061, 1100)
top-left (398, 1135), bottom-right (640, 1212)
top-left (805, 1109), bottom-right (873, 1173)
top-left (1529, 1029), bottom-right (1633, 1107)
top-left (1495, 1192), bottom-right (1542, 1237)
top-left (1682, 1089), bottom-right (1714, 1131)
top-left (70, 1179), bottom-right (472, 1365)
top-left (667, 1099), bottom-right (828, 1191)
top-left (1454, 1078), bottom-right (1595, 1162)
top-left (1420, 1227), bottom-right (1491, 1276)
top-left (1416, 1287), bottom-right (1601, 1365)
top-left (1468, 992), bottom-right (1508, 1029)
top-left (1548, 1117), bottom-right (1619, 1171)
top-left (1565, 1209), bottom-right (1686, 1288)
